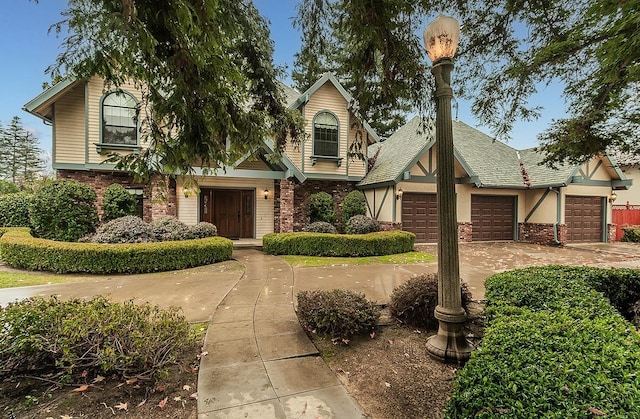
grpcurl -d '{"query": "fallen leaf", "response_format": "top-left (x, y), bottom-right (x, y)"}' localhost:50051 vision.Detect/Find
top-left (81, 370), bottom-right (88, 378)
top-left (384, 382), bottom-right (391, 388)
top-left (588, 407), bottom-right (606, 416)
top-left (137, 399), bottom-right (147, 407)
top-left (190, 392), bottom-right (198, 400)
top-left (190, 365), bottom-right (199, 373)
top-left (156, 384), bottom-right (166, 392)
top-left (92, 375), bottom-right (105, 384)
top-left (387, 339), bottom-right (394, 345)
top-left (197, 351), bottom-right (209, 359)
top-left (115, 402), bottom-right (128, 411)
top-left (60, 415), bottom-right (72, 419)
top-left (126, 377), bottom-right (138, 385)
top-left (72, 385), bottom-right (89, 392)
top-left (370, 331), bottom-right (377, 339)
top-left (174, 396), bottom-right (182, 402)
top-left (182, 384), bottom-right (191, 391)
top-left (158, 397), bottom-right (168, 409)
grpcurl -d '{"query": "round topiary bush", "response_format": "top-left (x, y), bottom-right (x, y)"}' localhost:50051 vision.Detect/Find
top-left (29, 179), bottom-right (99, 242)
top-left (308, 192), bottom-right (336, 224)
top-left (389, 273), bottom-right (473, 328)
top-left (302, 221), bottom-right (338, 234)
top-left (0, 192), bottom-right (31, 227)
top-left (345, 215), bottom-right (380, 234)
top-left (190, 221), bottom-right (218, 239)
top-left (297, 289), bottom-right (380, 342)
top-left (342, 190), bottom-right (367, 225)
top-left (102, 183), bottom-right (138, 222)
top-left (88, 215), bottom-right (158, 243)
top-left (151, 216), bottom-right (192, 241)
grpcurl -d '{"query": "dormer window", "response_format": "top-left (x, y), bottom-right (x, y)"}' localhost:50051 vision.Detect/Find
top-left (101, 91), bottom-right (138, 145)
top-left (313, 111), bottom-right (339, 157)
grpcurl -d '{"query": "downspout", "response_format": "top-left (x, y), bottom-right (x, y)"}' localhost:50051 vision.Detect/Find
top-left (551, 187), bottom-right (561, 245)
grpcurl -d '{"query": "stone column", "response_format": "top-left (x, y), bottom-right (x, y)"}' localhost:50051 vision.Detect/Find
top-left (279, 178), bottom-right (295, 233)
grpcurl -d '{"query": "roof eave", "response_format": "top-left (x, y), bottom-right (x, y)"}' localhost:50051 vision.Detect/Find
top-left (23, 79), bottom-right (79, 122)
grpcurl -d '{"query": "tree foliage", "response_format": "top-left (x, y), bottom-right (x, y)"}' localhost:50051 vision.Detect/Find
top-left (42, 0), bottom-right (305, 181)
top-left (294, 0), bottom-right (640, 164)
top-left (0, 117), bottom-right (44, 184)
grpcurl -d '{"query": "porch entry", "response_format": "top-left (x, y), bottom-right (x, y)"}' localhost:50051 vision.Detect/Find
top-left (200, 188), bottom-right (255, 239)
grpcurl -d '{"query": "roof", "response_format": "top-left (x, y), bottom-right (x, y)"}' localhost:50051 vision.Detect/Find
top-left (359, 116), bottom-right (619, 189)
top-left (23, 79), bottom-right (80, 122)
top-left (608, 150), bottom-right (640, 167)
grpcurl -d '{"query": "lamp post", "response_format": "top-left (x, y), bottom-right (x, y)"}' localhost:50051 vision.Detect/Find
top-left (423, 14), bottom-right (473, 363)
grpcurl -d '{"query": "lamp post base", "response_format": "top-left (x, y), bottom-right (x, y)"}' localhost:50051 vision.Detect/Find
top-left (426, 316), bottom-right (473, 363)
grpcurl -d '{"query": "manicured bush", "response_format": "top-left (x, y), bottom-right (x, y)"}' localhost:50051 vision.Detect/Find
top-left (0, 228), bottom-right (233, 274)
top-left (0, 180), bottom-right (20, 195)
top-left (102, 183), bottom-right (139, 222)
top-left (88, 215), bottom-right (158, 243)
top-left (389, 273), bottom-right (473, 328)
top-left (297, 289), bottom-right (380, 342)
top-left (0, 192), bottom-right (31, 227)
top-left (446, 266), bottom-right (640, 418)
top-left (29, 179), bottom-right (99, 242)
top-left (0, 296), bottom-right (194, 382)
top-left (190, 221), bottom-right (218, 239)
top-left (621, 226), bottom-right (640, 242)
top-left (342, 190), bottom-right (367, 226)
top-left (151, 216), bottom-right (192, 241)
top-left (345, 215), bottom-right (380, 234)
top-left (302, 221), bottom-right (338, 234)
top-left (307, 192), bottom-right (335, 224)
top-left (263, 230), bottom-right (415, 257)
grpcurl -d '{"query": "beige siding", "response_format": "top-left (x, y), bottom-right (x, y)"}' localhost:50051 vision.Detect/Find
top-left (54, 84), bottom-right (86, 164)
top-left (523, 189), bottom-right (558, 224)
top-left (303, 83), bottom-right (349, 176)
top-left (236, 158), bottom-right (270, 171)
top-left (87, 77), bottom-right (146, 164)
top-left (364, 186), bottom-right (397, 222)
top-left (176, 176), bottom-right (275, 239)
top-left (347, 111), bottom-right (368, 178)
top-left (617, 166), bottom-right (640, 205)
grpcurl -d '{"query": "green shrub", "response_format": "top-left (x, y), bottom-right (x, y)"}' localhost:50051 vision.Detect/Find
top-left (0, 228), bottom-right (233, 274)
top-left (263, 231), bottom-right (415, 257)
top-left (0, 180), bottom-right (20, 195)
top-left (342, 190), bottom-right (367, 226)
top-left (29, 179), bottom-right (99, 242)
top-left (0, 192), bottom-right (31, 227)
top-left (88, 215), bottom-right (158, 243)
top-left (446, 266), bottom-right (640, 418)
top-left (0, 296), bottom-right (194, 382)
top-left (621, 226), bottom-right (640, 242)
top-left (308, 192), bottom-right (335, 224)
top-left (151, 216), bottom-right (192, 241)
top-left (297, 289), bottom-right (380, 341)
top-left (190, 221), bottom-right (218, 238)
top-left (302, 221), bottom-right (338, 234)
top-left (102, 183), bottom-right (138, 222)
top-left (345, 215), bottom-right (380, 234)
top-left (389, 273), bottom-right (473, 328)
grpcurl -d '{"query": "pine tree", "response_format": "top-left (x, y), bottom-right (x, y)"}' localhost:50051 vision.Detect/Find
top-left (0, 116), bottom-right (44, 185)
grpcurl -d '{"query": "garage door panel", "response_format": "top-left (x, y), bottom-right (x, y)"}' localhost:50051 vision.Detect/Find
top-left (471, 195), bottom-right (515, 241)
top-left (566, 196), bottom-right (603, 243)
top-left (402, 193), bottom-right (438, 243)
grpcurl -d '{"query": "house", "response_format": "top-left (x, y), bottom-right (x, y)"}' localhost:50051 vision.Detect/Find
top-left (607, 151), bottom-right (640, 240)
top-left (24, 74), bottom-right (631, 244)
top-left (23, 73), bottom-right (379, 239)
top-left (359, 116), bottom-right (631, 245)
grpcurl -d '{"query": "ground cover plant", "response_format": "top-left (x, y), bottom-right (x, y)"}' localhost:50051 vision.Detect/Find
top-left (344, 215), bottom-right (380, 234)
top-left (302, 221), bottom-right (338, 234)
top-left (446, 266), bottom-right (640, 418)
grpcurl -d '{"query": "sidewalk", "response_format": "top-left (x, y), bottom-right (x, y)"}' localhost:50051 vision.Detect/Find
top-left (197, 249), bottom-right (366, 418)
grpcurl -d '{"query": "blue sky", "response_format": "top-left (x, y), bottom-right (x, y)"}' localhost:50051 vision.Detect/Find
top-left (0, 0), bottom-right (565, 156)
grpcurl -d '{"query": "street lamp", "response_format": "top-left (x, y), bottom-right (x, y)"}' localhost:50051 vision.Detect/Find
top-left (423, 14), bottom-right (473, 362)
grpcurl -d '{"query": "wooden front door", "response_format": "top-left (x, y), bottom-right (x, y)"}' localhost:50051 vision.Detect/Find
top-left (200, 189), bottom-right (254, 239)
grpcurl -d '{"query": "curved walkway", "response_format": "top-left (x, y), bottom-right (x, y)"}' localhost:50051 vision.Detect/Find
top-left (197, 249), bottom-right (365, 418)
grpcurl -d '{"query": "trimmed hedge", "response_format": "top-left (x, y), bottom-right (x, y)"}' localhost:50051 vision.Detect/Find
top-left (262, 230), bottom-right (415, 257)
top-left (446, 266), bottom-right (640, 418)
top-left (0, 227), bottom-right (233, 274)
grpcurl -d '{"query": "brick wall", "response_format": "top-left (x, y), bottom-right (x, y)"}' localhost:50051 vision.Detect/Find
top-left (458, 222), bottom-right (472, 242)
top-left (378, 221), bottom-right (402, 231)
top-left (276, 178), bottom-right (295, 233)
top-left (607, 223), bottom-right (617, 243)
top-left (518, 222), bottom-right (566, 245)
top-left (57, 170), bottom-right (176, 222)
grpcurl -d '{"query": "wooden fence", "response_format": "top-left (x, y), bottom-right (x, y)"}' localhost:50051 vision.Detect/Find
top-left (612, 204), bottom-right (640, 241)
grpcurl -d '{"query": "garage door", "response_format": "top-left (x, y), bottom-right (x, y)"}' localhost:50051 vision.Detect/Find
top-left (402, 193), bottom-right (437, 242)
top-left (471, 195), bottom-right (515, 241)
top-left (565, 196), bottom-right (603, 243)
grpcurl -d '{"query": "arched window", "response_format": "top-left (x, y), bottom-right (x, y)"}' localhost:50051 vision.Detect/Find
top-left (313, 111), bottom-right (339, 157)
top-left (102, 91), bottom-right (138, 145)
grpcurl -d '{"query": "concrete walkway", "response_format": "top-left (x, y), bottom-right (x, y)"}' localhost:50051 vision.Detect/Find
top-left (197, 249), bottom-right (365, 418)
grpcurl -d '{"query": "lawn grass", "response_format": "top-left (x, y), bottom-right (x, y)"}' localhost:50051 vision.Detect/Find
top-left (0, 271), bottom-right (82, 288)
top-left (280, 251), bottom-right (435, 268)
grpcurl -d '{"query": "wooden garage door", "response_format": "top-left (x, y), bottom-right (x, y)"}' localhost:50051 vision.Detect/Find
top-left (402, 193), bottom-right (438, 242)
top-left (565, 196), bottom-right (603, 243)
top-left (471, 195), bottom-right (515, 241)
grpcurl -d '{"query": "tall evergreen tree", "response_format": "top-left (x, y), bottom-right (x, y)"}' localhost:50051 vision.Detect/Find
top-left (0, 117), bottom-right (44, 184)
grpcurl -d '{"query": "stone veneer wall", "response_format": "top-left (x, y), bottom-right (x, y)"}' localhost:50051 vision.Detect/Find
top-left (518, 222), bottom-right (567, 245)
top-left (378, 221), bottom-right (402, 231)
top-left (458, 222), bottom-right (472, 242)
top-left (57, 170), bottom-right (176, 222)
top-left (607, 224), bottom-right (617, 243)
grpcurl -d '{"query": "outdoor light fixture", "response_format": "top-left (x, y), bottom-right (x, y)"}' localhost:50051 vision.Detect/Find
top-left (609, 190), bottom-right (618, 203)
top-left (423, 14), bottom-right (473, 363)
top-left (264, 188), bottom-right (269, 200)
top-left (396, 188), bottom-right (404, 200)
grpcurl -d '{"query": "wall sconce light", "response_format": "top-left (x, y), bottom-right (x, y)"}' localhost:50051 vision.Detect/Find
top-left (609, 190), bottom-right (617, 203)
top-left (396, 188), bottom-right (403, 200)
top-left (264, 188), bottom-right (269, 200)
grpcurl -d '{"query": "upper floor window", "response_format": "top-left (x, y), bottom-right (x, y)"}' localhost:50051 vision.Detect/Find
top-left (313, 111), bottom-right (339, 157)
top-left (102, 91), bottom-right (138, 145)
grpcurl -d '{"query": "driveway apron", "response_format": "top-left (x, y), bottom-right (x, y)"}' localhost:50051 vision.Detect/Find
top-left (197, 249), bottom-right (365, 418)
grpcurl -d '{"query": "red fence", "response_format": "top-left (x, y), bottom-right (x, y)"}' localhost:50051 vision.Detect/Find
top-left (612, 204), bottom-right (640, 241)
